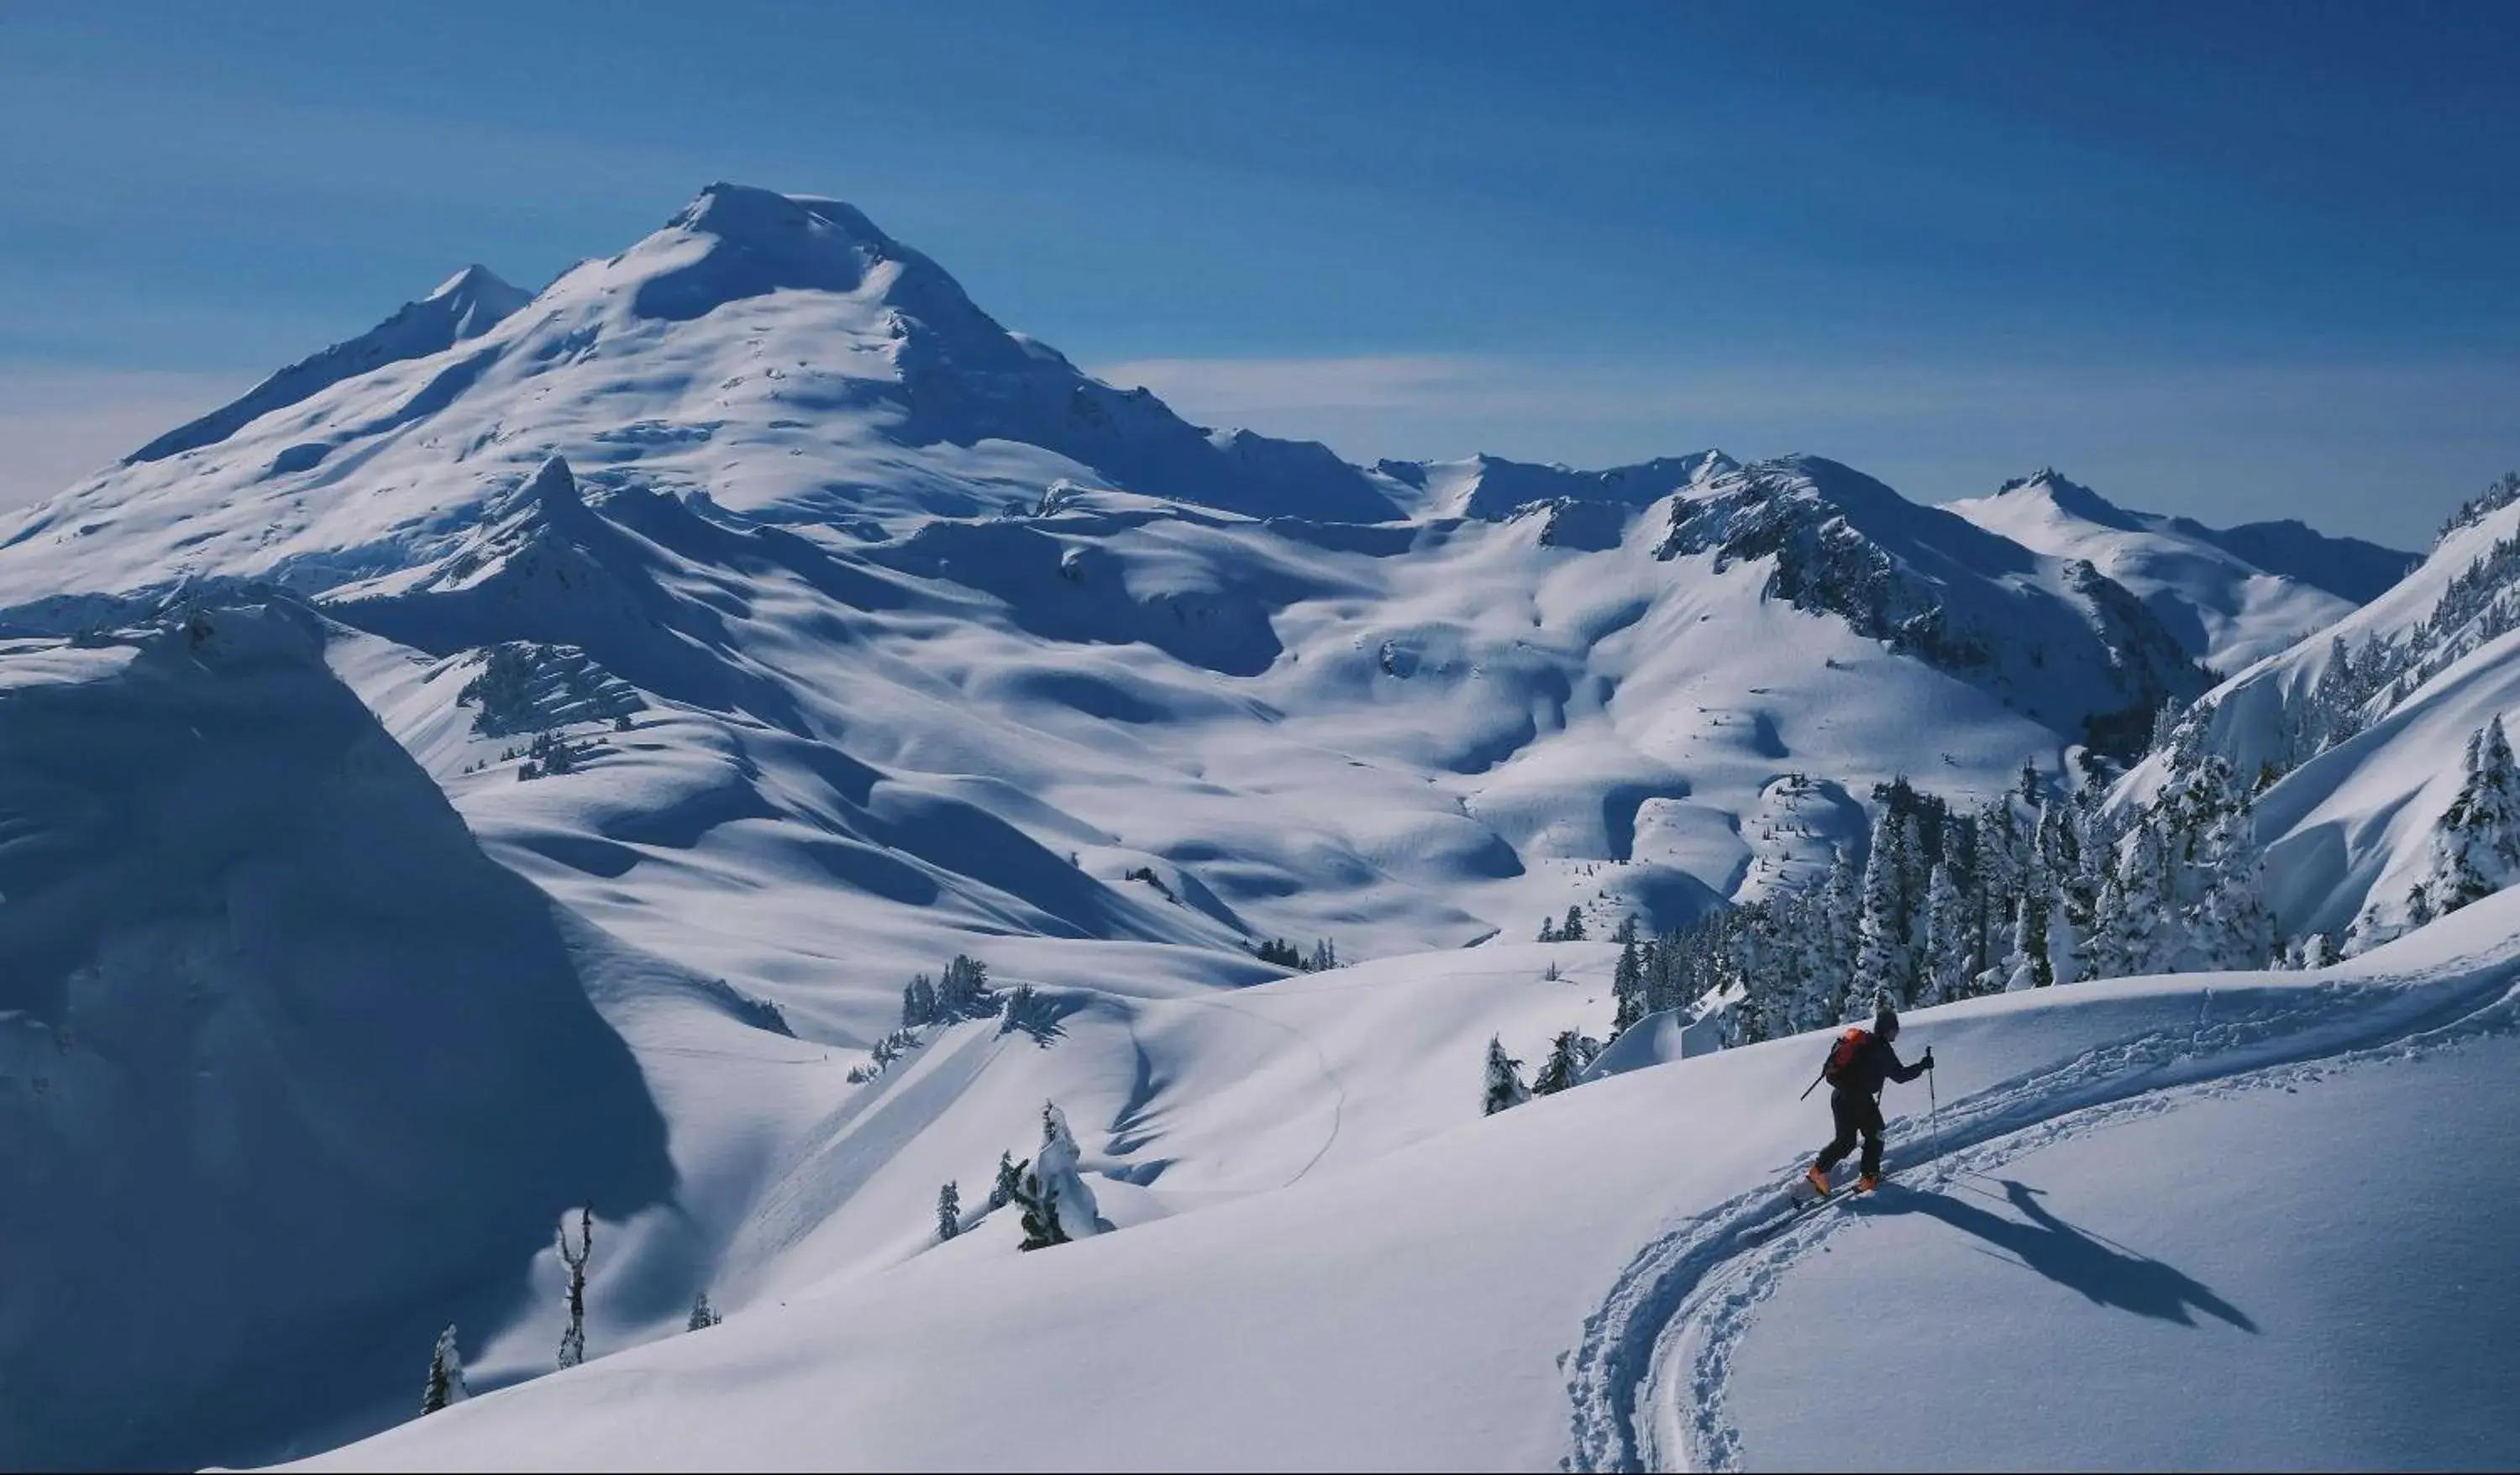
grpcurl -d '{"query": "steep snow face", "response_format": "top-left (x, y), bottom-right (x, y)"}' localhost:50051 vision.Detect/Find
top-left (1945, 469), bottom-right (2414, 671)
top-left (290, 896), bottom-right (2520, 1473)
top-left (0, 606), bottom-right (678, 1470)
top-left (1666, 457), bottom-right (2213, 754)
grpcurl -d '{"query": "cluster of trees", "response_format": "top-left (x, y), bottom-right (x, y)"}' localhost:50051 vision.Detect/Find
top-left (507, 729), bottom-right (594, 780)
top-left (1536, 907), bottom-right (1588, 942)
top-left (1629, 764), bottom-right (2279, 1051)
top-left (1252, 937), bottom-right (1340, 971)
top-left (458, 640), bottom-right (643, 738)
top-left (900, 954), bottom-right (1000, 1028)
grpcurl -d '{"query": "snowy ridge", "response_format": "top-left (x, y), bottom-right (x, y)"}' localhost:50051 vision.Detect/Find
top-left (1946, 468), bottom-right (2415, 671)
top-left (126, 265), bottom-right (531, 466)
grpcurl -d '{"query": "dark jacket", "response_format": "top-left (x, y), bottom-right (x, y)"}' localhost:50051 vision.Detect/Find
top-left (1833, 1032), bottom-right (1926, 1099)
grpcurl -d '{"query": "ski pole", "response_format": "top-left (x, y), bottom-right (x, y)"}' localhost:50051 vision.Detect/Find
top-left (1926, 1055), bottom-right (1942, 1184)
top-left (1798, 1067), bottom-right (1826, 1101)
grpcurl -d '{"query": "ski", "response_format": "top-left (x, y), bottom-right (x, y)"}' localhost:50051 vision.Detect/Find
top-left (1740, 1168), bottom-right (1913, 1242)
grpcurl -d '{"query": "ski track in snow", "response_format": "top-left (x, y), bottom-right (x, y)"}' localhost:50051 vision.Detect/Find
top-left (1562, 954), bottom-right (2520, 1473)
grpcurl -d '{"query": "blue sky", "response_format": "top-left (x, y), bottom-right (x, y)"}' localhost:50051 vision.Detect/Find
top-left (2, 2), bottom-right (2512, 542)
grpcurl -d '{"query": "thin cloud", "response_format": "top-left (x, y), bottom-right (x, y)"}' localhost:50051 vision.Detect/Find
top-left (0, 367), bottom-right (254, 511)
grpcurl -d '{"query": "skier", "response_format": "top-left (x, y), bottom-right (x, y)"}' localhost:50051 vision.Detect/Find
top-left (1805, 1002), bottom-right (1932, 1195)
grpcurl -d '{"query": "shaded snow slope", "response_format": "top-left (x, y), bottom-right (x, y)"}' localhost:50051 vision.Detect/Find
top-left (292, 891), bottom-right (2520, 1473)
top-left (0, 606), bottom-right (685, 1470)
top-left (1945, 468), bottom-right (2412, 670)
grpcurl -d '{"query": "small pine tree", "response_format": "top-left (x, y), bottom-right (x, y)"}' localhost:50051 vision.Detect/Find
top-left (937, 1180), bottom-right (963, 1241)
top-left (1561, 906), bottom-right (1588, 942)
top-left (556, 1205), bottom-right (592, 1371)
top-left (1530, 1029), bottom-right (1593, 1095)
top-left (1537, 916), bottom-right (1559, 942)
top-left (1482, 1035), bottom-right (1530, 1115)
top-left (687, 1291), bottom-right (722, 1331)
top-left (990, 1150), bottom-right (1020, 1210)
top-left (421, 1324), bottom-right (467, 1414)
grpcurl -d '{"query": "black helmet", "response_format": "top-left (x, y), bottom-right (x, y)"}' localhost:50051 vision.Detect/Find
top-left (1874, 1002), bottom-right (1901, 1042)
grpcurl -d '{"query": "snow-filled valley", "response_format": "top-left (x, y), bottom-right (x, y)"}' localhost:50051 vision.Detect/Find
top-left (2, 182), bottom-right (2509, 1472)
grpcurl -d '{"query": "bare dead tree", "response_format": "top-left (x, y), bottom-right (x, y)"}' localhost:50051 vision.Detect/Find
top-left (556, 1205), bottom-right (592, 1370)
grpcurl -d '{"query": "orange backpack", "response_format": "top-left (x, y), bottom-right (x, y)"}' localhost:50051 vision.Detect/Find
top-left (1822, 1027), bottom-right (1871, 1084)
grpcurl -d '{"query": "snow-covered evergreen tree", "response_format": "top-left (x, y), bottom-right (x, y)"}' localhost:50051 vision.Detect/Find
top-left (2359, 714), bottom-right (2520, 948)
top-left (1817, 848), bottom-right (1864, 1021)
top-left (1530, 1029), bottom-right (1598, 1095)
top-left (1610, 936), bottom-right (1646, 1035)
top-left (1559, 905), bottom-right (1587, 942)
top-left (1482, 1035), bottom-right (1530, 1115)
top-left (1010, 1102), bottom-right (1101, 1250)
top-left (686, 1291), bottom-right (722, 1331)
top-left (936, 1180), bottom-right (962, 1241)
top-left (934, 954), bottom-right (997, 1020)
top-left (901, 974), bottom-right (937, 1028)
top-left (1854, 806), bottom-right (1919, 1005)
top-left (989, 1150), bottom-right (1019, 1211)
top-left (1918, 861), bottom-right (1969, 1007)
top-left (421, 1324), bottom-right (467, 1414)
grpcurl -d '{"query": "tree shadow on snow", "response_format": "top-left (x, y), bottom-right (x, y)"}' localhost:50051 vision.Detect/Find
top-left (1857, 1178), bottom-right (2258, 1332)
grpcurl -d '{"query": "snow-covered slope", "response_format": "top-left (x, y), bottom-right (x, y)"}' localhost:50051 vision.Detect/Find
top-left (294, 894), bottom-right (2520, 1472)
top-left (1945, 469), bottom-right (2413, 671)
top-left (127, 265), bottom-right (532, 466)
top-left (2119, 481), bottom-right (2520, 948)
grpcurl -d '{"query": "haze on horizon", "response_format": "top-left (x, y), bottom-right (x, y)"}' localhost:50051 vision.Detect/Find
top-left (3, 1), bottom-right (2513, 544)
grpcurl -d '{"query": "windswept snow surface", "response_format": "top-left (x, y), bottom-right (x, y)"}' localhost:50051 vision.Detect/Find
top-left (1945, 468), bottom-right (2414, 671)
top-left (299, 893), bottom-right (2520, 1472)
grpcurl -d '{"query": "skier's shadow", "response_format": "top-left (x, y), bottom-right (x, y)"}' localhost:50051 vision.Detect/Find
top-left (1858, 1178), bottom-right (2259, 1332)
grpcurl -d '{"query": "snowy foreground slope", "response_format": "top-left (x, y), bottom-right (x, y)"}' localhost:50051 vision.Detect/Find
top-left (298, 894), bottom-right (2520, 1472)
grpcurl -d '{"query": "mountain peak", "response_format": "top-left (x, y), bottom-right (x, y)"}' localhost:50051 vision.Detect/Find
top-left (667, 182), bottom-right (899, 254)
top-left (627, 183), bottom-right (970, 327)
top-left (1991, 466), bottom-right (2140, 531)
top-left (424, 264), bottom-right (532, 336)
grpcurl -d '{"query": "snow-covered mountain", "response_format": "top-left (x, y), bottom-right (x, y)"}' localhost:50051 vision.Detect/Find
top-left (0, 183), bottom-right (2463, 1470)
top-left (1945, 468), bottom-right (2414, 672)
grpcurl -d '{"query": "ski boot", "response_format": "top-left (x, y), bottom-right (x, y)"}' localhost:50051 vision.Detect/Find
top-left (1855, 1173), bottom-right (1880, 1193)
top-left (1804, 1164), bottom-right (1832, 1198)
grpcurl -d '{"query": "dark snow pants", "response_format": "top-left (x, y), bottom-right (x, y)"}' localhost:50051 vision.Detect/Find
top-left (1815, 1088), bottom-right (1886, 1178)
